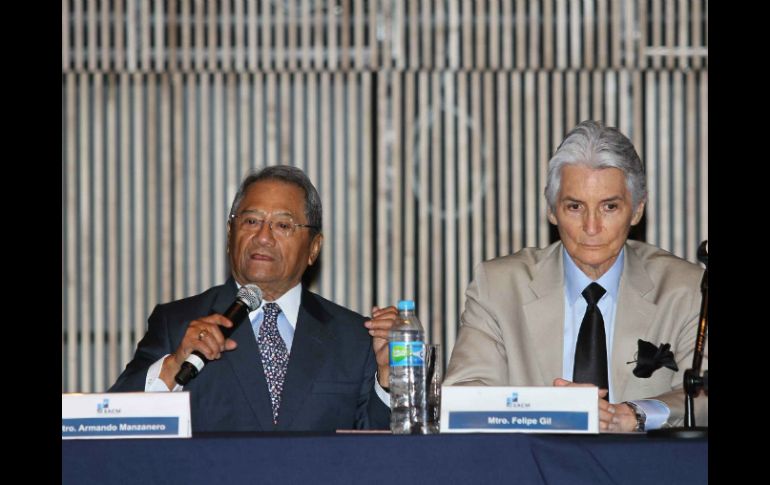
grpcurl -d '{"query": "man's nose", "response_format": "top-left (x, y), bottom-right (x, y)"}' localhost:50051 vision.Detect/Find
top-left (583, 212), bottom-right (601, 235)
top-left (254, 221), bottom-right (276, 243)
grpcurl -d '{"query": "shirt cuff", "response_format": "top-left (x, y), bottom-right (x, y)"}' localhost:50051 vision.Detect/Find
top-left (373, 372), bottom-right (391, 407)
top-left (629, 399), bottom-right (669, 430)
top-left (145, 355), bottom-right (183, 392)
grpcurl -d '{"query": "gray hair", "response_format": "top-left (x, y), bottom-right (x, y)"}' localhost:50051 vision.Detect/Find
top-left (544, 120), bottom-right (647, 211)
top-left (228, 165), bottom-right (322, 235)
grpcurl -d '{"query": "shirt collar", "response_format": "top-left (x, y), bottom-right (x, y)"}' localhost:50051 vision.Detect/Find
top-left (563, 245), bottom-right (625, 304)
top-left (234, 281), bottom-right (303, 329)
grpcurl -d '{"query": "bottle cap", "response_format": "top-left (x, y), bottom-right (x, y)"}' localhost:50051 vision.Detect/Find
top-left (397, 300), bottom-right (415, 311)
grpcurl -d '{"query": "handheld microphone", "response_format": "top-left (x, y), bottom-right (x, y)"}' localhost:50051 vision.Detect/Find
top-left (174, 284), bottom-right (263, 385)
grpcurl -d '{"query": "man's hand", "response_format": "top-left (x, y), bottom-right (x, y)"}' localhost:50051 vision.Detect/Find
top-left (159, 314), bottom-right (239, 390)
top-left (608, 403), bottom-right (639, 432)
top-left (364, 305), bottom-right (398, 388)
top-left (553, 377), bottom-right (616, 431)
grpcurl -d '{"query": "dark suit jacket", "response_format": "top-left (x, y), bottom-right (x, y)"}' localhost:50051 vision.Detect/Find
top-left (110, 278), bottom-right (390, 432)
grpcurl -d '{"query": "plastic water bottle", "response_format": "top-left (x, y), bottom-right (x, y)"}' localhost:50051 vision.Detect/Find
top-left (389, 300), bottom-right (427, 434)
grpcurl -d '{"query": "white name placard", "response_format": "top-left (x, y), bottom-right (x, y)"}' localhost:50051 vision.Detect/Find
top-left (62, 392), bottom-right (192, 439)
top-left (440, 386), bottom-right (599, 434)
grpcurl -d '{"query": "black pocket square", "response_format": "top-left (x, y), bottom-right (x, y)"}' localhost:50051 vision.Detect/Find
top-left (628, 339), bottom-right (679, 378)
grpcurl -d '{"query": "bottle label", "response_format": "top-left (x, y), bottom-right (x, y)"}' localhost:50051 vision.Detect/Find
top-left (389, 341), bottom-right (425, 366)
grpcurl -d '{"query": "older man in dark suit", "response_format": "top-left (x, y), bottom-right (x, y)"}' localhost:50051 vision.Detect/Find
top-left (111, 165), bottom-right (396, 432)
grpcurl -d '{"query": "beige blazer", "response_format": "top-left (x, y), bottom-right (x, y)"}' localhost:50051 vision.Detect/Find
top-left (444, 240), bottom-right (708, 427)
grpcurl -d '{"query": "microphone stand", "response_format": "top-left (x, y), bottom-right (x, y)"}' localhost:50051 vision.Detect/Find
top-left (649, 240), bottom-right (708, 438)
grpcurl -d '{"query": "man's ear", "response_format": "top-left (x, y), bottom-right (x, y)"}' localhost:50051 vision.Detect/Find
top-left (631, 200), bottom-right (646, 226)
top-left (308, 233), bottom-right (324, 266)
top-left (547, 207), bottom-right (558, 225)
top-left (226, 221), bottom-right (232, 253)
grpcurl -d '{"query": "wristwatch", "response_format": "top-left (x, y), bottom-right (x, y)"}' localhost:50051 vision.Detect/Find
top-left (624, 401), bottom-right (647, 432)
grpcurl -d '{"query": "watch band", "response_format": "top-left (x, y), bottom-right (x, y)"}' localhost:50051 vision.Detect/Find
top-left (624, 401), bottom-right (646, 432)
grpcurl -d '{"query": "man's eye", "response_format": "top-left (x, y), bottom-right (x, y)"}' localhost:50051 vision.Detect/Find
top-left (567, 203), bottom-right (581, 211)
top-left (244, 217), bottom-right (261, 226)
top-left (605, 203), bottom-right (618, 211)
top-left (275, 221), bottom-right (293, 231)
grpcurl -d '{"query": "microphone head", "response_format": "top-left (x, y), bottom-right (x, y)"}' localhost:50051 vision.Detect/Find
top-left (237, 284), bottom-right (263, 311)
top-left (697, 240), bottom-right (708, 266)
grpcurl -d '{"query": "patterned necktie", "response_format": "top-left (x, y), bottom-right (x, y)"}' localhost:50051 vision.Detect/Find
top-left (573, 282), bottom-right (610, 401)
top-left (258, 302), bottom-right (289, 424)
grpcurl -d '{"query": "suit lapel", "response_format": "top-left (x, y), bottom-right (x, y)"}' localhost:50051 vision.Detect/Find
top-left (215, 279), bottom-right (276, 430)
top-left (522, 243), bottom-right (566, 385)
top-left (611, 244), bottom-right (656, 401)
top-left (275, 289), bottom-right (333, 430)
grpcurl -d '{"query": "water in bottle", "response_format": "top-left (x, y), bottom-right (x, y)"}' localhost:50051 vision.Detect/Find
top-left (389, 300), bottom-right (427, 434)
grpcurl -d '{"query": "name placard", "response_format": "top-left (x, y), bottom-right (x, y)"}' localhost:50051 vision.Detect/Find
top-left (440, 386), bottom-right (598, 434)
top-left (62, 392), bottom-right (192, 439)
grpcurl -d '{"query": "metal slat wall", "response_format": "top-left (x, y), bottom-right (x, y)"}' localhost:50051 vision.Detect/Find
top-left (62, 0), bottom-right (708, 392)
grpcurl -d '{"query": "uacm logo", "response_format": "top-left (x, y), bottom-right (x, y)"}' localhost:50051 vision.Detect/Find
top-left (96, 398), bottom-right (122, 414)
top-left (505, 392), bottom-right (531, 409)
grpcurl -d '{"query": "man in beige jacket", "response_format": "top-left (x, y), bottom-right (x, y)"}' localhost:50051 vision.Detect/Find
top-left (444, 120), bottom-right (707, 432)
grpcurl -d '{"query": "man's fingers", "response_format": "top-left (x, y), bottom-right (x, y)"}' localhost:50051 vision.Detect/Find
top-left (370, 305), bottom-right (398, 319)
top-left (367, 327), bottom-right (392, 338)
top-left (198, 313), bottom-right (235, 329)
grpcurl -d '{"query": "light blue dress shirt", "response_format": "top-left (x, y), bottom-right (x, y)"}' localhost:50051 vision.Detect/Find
top-left (249, 283), bottom-right (301, 353)
top-left (561, 247), bottom-right (669, 430)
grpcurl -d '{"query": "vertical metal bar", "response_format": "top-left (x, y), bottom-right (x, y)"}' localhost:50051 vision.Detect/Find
top-left (403, 72), bottom-right (416, 301)
top-left (141, 0), bottom-right (151, 70)
top-left (88, 0), bottom-right (97, 70)
top-left (489, 0), bottom-right (500, 68)
top-left (515, 0), bottom-right (526, 69)
top-left (530, 0), bottom-right (541, 68)
top-left (92, 73), bottom-right (105, 390)
top-left (596, 0), bottom-right (607, 68)
top-left (584, 0), bottom-right (595, 68)
top-left (346, 71), bottom-right (361, 311)
top-left (74, 0), bottom-right (84, 70)
top-left (417, 71), bottom-right (430, 337)
top-left (457, 72), bottom-right (469, 309)
top-left (556, 0), bottom-right (567, 69)
top-left (320, 72), bottom-right (332, 295)
top-left (119, 72), bottom-right (132, 365)
top-left (333, 73), bottom-right (346, 302)
top-left (131, 71), bottom-right (146, 369)
top-left (511, 72), bottom-right (523, 250)
top-left (106, 73), bottom-right (119, 386)
top-left (495, 71), bottom-right (509, 257)
top-left (172, 72), bottom-right (185, 298)
top-left (501, 0), bottom-right (513, 69)
top-left (538, 71), bottom-right (550, 246)
top-left (361, 71), bottom-right (373, 311)
top-left (672, 71), bottom-right (684, 257)
top-left (65, 73), bottom-right (77, 391)
top-left (524, 71), bottom-right (536, 247)
top-left (248, 0), bottom-right (258, 70)
top-left (181, 0), bottom-right (191, 70)
top-left (78, 73), bottom-right (92, 392)
top-left (570, 0), bottom-right (582, 68)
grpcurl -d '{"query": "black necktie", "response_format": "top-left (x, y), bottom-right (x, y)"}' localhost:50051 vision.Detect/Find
top-left (573, 282), bottom-right (609, 401)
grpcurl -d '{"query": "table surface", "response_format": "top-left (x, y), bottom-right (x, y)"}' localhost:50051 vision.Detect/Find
top-left (62, 431), bottom-right (707, 485)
